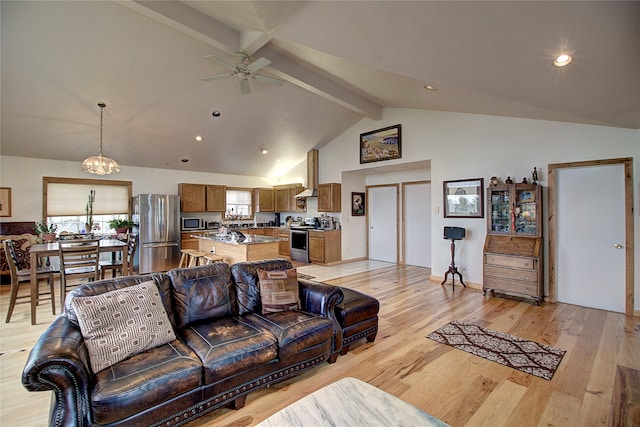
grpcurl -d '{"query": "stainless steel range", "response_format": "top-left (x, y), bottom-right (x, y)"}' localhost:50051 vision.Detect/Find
top-left (289, 228), bottom-right (309, 263)
top-left (289, 219), bottom-right (316, 263)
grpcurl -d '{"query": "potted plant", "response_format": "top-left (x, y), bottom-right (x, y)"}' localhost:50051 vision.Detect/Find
top-left (85, 190), bottom-right (95, 232)
top-left (108, 218), bottom-right (135, 234)
top-left (34, 221), bottom-right (58, 242)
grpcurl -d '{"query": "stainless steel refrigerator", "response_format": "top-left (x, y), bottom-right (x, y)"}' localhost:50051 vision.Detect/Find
top-left (132, 194), bottom-right (180, 274)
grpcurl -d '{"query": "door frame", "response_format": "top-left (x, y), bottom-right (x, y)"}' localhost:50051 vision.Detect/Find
top-left (366, 184), bottom-right (400, 264)
top-left (402, 180), bottom-right (431, 266)
top-left (548, 157), bottom-right (634, 318)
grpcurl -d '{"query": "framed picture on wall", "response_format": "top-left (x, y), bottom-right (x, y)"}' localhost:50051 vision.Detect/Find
top-left (443, 178), bottom-right (484, 218)
top-left (352, 192), bottom-right (365, 216)
top-left (0, 187), bottom-right (12, 217)
top-left (360, 124), bottom-right (401, 164)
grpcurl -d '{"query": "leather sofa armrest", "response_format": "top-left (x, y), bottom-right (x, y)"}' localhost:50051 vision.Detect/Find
top-left (22, 316), bottom-right (93, 427)
top-left (298, 278), bottom-right (344, 358)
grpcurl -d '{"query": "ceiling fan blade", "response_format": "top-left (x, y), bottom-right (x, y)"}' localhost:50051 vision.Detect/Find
top-left (204, 54), bottom-right (235, 69)
top-left (239, 78), bottom-right (251, 94)
top-left (200, 73), bottom-right (234, 81)
top-left (246, 57), bottom-right (271, 73)
top-left (253, 74), bottom-right (285, 86)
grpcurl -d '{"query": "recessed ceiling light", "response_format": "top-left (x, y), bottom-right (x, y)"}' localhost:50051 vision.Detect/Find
top-left (424, 84), bottom-right (436, 91)
top-left (260, 148), bottom-right (269, 155)
top-left (212, 111), bottom-right (221, 117)
top-left (195, 135), bottom-right (203, 142)
top-left (554, 54), bottom-right (572, 67)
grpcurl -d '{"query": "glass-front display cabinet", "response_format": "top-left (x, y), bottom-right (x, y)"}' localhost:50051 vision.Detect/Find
top-left (487, 184), bottom-right (541, 237)
top-left (483, 182), bottom-right (544, 304)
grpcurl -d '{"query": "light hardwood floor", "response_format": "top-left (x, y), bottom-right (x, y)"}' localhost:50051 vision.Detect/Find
top-left (1, 263), bottom-right (638, 426)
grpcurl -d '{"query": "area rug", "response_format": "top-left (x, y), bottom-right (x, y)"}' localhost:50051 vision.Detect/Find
top-left (427, 320), bottom-right (566, 380)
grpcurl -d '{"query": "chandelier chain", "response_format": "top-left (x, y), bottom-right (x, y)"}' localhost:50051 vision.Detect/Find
top-left (99, 102), bottom-right (105, 155)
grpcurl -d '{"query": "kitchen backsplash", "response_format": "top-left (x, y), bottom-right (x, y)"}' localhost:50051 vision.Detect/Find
top-left (181, 197), bottom-right (340, 228)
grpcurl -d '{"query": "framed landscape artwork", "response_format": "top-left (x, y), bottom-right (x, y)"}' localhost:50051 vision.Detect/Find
top-left (360, 124), bottom-right (401, 164)
top-left (443, 178), bottom-right (484, 218)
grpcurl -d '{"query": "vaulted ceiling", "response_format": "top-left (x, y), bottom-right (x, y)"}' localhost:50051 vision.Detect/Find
top-left (2, 1), bottom-right (638, 179)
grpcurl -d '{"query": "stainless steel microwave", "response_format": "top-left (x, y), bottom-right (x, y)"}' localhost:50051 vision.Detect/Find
top-left (181, 217), bottom-right (204, 231)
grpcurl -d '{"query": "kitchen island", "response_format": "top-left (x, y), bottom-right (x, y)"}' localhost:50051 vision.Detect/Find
top-left (196, 233), bottom-right (288, 265)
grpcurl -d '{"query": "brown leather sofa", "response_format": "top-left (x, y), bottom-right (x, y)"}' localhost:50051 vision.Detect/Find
top-left (22, 259), bottom-right (344, 427)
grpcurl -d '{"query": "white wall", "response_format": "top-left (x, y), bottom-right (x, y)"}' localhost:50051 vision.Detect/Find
top-left (0, 156), bottom-right (274, 222)
top-left (320, 108), bottom-right (640, 309)
top-left (2, 109), bottom-right (639, 309)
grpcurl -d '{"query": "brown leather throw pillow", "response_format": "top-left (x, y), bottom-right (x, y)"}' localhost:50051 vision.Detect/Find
top-left (257, 268), bottom-right (301, 315)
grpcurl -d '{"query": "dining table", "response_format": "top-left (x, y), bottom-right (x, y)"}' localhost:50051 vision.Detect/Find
top-left (28, 238), bottom-right (128, 325)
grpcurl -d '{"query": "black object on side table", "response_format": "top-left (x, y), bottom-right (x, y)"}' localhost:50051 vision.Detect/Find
top-left (441, 226), bottom-right (466, 290)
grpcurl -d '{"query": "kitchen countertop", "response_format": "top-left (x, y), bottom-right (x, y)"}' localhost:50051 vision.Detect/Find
top-left (194, 233), bottom-right (287, 245)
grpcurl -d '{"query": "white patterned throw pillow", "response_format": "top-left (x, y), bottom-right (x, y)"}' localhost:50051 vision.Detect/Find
top-left (71, 281), bottom-right (176, 373)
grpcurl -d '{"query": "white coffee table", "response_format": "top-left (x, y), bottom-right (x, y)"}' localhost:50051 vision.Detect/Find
top-left (256, 377), bottom-right (450, 426)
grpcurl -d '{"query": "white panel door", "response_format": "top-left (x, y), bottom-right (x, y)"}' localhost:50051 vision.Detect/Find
top-left (405, 182), bottom-right (431, 267)
top-left (556, 164), bottom-right (625, 312)
top-left (368, 186), bottom-right (397, 262)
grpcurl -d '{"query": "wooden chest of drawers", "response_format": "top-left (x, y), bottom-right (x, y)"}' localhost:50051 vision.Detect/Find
top-left (483, 235), bottom-right (543, 305)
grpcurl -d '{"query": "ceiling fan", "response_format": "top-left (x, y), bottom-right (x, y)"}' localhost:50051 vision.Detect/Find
top-left (200, 53), bottom-right (284, 94)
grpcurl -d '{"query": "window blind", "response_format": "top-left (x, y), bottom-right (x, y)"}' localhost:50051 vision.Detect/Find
top-left (47, 183), bottom-right (129, 216)
top-left (226, 190), bottom-right (252, 204)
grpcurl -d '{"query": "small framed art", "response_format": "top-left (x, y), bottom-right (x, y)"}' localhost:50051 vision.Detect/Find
top-left (352, 192), bottom-right (365, 216)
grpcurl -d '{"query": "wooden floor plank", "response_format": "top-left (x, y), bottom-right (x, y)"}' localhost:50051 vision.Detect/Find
top-left (537, 390), bottom-right (582, 427)
top-left (611, 366), bottom-right (640, 427)
top-left (465, 379), bottom-right (527, 427)
top-left (1, 264), bottom-right (639, 426)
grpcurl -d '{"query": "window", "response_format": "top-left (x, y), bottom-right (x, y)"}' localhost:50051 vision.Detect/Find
top-left (225, 189), bottom-right (252, 219)
top-left (43, 177), bottom-right (132, 234)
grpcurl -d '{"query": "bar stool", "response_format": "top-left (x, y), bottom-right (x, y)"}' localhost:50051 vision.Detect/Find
top-left (179, 249), bottom-right (207, 267)
top-left (187, 251), bottom-right (207, 267)
top-left (178, 249), bottom-right (197, 268)
top-left (203, 253), bottom-right (224, 264)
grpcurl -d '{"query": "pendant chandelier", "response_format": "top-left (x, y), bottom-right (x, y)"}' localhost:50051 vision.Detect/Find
top-left (81, 102), bottom-right (121, 175)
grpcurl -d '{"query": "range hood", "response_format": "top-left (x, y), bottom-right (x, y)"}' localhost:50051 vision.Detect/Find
top-left (295, 149), bottom-right (319, 198)
top-left (295, 188), bottom-right (317, 198)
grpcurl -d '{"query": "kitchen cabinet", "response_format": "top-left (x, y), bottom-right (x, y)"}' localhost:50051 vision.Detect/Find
top-left (290, 185), bottom-right (306, 212)
top-left (274, 184), bottom-right (304, 212)
top-left (275, 188), bottom-right (289, 212)
top-left (179, 183), bottom-right (206, 212)
top-left (254, 188), bottom-right (275, 212)
top-left (206, 185), bottom-right (226, 212)
top-left (181, 231), bottom-right (204, 250)
top-left (483, 183), bottom-right (543, 304)
top-left (318, 183), bottom-right (341, 212)
top-left (309, 230), bottom-right (341, 265)
top-left (263, 228), bottom-right (275, 237)
top-left (179, 183), bottom-right (226, 212)
top-left (277, 229), bottom-right (290, 257)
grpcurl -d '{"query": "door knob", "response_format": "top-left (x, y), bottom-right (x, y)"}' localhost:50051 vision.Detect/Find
top-left (614, 243), bottom-right (623, 249)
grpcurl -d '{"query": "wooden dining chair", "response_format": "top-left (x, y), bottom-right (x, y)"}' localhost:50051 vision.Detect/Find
top-left (99, 234), bottom-right (137, 278)
top-left (58, 238), bottom-right (100, 310)
top-left (3, 239), bottom-right (57, 324)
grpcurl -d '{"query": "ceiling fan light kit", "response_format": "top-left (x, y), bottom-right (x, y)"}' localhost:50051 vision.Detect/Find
top-left (201, 52), bottom-right (284, 94)
top-left (81, 102), bottom-right (121, 176)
